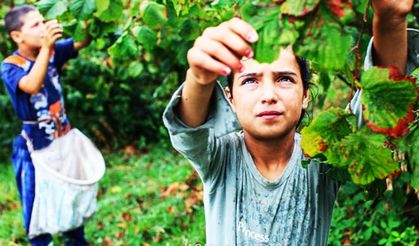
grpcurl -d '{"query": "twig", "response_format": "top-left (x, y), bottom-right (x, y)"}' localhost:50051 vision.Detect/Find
top-left (337, 74), bottom-right (352, 88)
top-left (350, 0), bottom-right (372, 95)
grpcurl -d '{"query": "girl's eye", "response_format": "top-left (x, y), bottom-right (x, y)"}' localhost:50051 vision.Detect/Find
top-left (277, 76), bottom-right (293, 83)
top-left (242, 78), bottom-right (257, 85)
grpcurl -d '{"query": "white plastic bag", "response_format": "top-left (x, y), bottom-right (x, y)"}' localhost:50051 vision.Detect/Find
top-left (28, 128), bottom-right (105, 239)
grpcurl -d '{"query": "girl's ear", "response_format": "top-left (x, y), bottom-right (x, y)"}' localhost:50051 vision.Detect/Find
top-left (224, 86), bottom-right (236, 112)
top-left (302, 89), bottom-right (309, 109)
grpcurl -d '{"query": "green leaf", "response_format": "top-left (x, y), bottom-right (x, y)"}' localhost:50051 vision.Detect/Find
top-left (361, 67), bottom-right (417, 138)
top-left (412, 156), bottom-right (419, 189)
top-left (95, 0), bottom-right (109, 16)
top-left (128, 62), bottom-right (144, 78)
top-left (133, 26), bottom-right (157, 51)
top-left (316, 28), bottom-right (353, 71)
top-left (72, 20), bottom-right (86, 41)
top-left (95, 0), bottom-right (123, 22)
top-left (397, 128), bottom-right (419, 189)
top-left (141, 2), bottom-right (167, 29)
top-left (108, 33), bottom-right (138, 59)
top-left (37, 0), bottom-right (69, 19)
top-left (179, 19), bottom-right (200, 42)
top-left (411, 67), bottom-right (419, 86)
top-left (340, 127), bottom-right (400, 185)
top-left (239, 2), bottom-right (257, 21)
top-left (70, 0), bottom-right (96, 20)
top-left (378, 238), bottom-right (387, 245)
top-left (301, 108), bottom-right (356, 165)
top-left (281, 0), bottom-right (320, 16)
top-left (253, 17), bottom-right (280, 63)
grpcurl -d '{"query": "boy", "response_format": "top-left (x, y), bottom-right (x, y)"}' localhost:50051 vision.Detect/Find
top-left (163, 0), bottom-right (417, 245)
top-left (1, 5), bottom-right (91, 245)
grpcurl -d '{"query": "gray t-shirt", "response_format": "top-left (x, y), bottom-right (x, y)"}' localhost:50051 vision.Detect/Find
top-left (163, 29), bottom-right (418, 245)
top-left (163, 84), bottom-right (338, 245)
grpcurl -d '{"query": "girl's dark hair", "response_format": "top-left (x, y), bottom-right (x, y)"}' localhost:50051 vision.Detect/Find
top-left (4, 5), bottom-right (37, 34)
top-left (226, 56), bottom-right (312, 128)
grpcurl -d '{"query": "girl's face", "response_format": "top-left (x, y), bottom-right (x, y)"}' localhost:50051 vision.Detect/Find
top-left (227, 47), bottom-right (309, 141)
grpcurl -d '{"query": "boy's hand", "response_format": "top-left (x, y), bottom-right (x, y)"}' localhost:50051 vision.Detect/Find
top-left (42, 20), bottom-right (63, 50)
top-left (372, 0), bottom-right (413, 21)
top-left (186, 17), bottom-right (258, 86)
top-left (372, 0), bottom-right (413, 74)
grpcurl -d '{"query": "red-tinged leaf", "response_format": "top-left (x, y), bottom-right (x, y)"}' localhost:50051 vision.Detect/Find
top-left (184, 190), bottom-right (203, 214)
top-left (367, 106), bottom-right (415, 138)
top-left (103, 237), bottom-right (112, 246)
top-left (327, 0), bottom-right (352, 18)
top-left (328, 0), bottom-right (345, 17)
top-left (122, 212), bottom-right (132, 222)
top-left (116, 231), bottom-right (125, 239)
top-left (301, 108), bottom-right (356, 165)
top-left (361, 67), bottom-right (417, 138)
top-left (159, 182), bottom-right (180, 198)
top-left (281, 0), bottom-right (320, 17)
top-left (340, 127), bottom-right (400, 185)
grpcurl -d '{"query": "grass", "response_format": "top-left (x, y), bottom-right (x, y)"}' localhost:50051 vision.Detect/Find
top-left (0, 146), bottom-right (205, 245)
top-left (0, 145), bottom-right (417, 245)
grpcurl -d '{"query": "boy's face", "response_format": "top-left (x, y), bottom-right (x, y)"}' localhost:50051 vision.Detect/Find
top-left (12, 10), bottom-right (46, 49)
top-left (228, 47), bottom-right (309, 140)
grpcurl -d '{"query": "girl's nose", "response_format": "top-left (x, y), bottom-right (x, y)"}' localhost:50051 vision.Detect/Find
top-left (260, 81), bottom-right (278, 104)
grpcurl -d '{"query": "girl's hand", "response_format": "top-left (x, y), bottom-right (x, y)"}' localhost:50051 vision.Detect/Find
top-left (186, 17), bottom-right (258, 86)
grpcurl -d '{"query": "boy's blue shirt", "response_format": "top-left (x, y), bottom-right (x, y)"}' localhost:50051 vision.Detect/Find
top-left (1, 38), bottom-right (77, 150)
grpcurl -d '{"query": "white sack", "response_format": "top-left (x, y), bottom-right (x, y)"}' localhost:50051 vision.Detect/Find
top-left (28, 128), bottom-right (105, 239)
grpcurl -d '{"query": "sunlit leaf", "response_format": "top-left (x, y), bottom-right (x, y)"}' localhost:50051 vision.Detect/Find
top-left (95, 0), bottom-right (109, 16)
top-left (128, 62), bottom-right (144, 78)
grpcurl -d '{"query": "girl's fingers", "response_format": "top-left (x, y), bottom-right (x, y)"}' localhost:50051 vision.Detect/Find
top-left (225, 17), bottom-right (258, 43)
top-left (185, 17), bottom-right (258, 84)
top-left (187, 47), bottom-right (231, 76)
top-left (194, 37), bottom-right (243, 72)
top-left (202, 25), bottom-right (254, 59)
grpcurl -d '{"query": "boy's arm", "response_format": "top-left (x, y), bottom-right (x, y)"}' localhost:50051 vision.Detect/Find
top-left (19, 20), bottom-right (62, 94)
top-left (73, 21), bottom-right (92, 51)
top-left (179, 18), bottom-right (258, 127)
top-left (73, 36), bottom-right (91, 51)
top-left (372, 0), bottom-right (413, 74)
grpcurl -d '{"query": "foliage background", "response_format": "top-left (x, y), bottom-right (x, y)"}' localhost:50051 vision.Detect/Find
top-left (0, 0), bottom-right (418, 244)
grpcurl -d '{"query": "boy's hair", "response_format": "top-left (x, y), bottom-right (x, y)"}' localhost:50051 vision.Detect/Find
top-left (4, 5), bottom-right (37, 34)
top-left (226, 56), bottom-right (312, 128)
